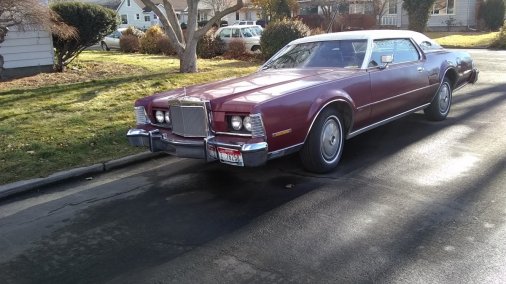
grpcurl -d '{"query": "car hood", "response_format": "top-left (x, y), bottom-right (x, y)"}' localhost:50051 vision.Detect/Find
top-left (145, 68), bottom-right (361, 112)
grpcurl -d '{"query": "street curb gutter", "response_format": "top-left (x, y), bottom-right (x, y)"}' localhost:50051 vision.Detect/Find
top-left (0, 152), bottom-right (164, 200)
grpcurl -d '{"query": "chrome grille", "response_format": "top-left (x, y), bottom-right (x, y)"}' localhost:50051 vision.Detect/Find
top-left (169, 104), bottom-right (208, 137)
top-left (250, 114), bottom-right (266, 138)
top-left (134, 106), bottom-right (150, 125)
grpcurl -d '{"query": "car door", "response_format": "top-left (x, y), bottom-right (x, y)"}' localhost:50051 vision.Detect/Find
top-left (368, 38), bottom-right (429, 121)
top-left (218, 28), bottom-right (232, 47)
top-left (106, 30), bottom-right (121, 49)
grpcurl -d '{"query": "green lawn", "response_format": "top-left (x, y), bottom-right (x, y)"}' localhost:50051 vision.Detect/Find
top-left (426, 31), bottom-right (499, 48)
top-left (0, 51), bottom-right (260, 185)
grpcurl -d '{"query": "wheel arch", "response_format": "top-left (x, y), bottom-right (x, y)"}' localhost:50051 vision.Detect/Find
top-left (303, 98), bottom-right (354, 145)
top-left (443, 67), bottom-right (458, 89)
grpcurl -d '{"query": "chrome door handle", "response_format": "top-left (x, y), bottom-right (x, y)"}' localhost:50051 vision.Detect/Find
top-left (417, 67), bottom-right (424, 72)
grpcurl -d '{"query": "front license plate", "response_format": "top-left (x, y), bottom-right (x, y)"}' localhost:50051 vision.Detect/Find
top-left (217, 147), bottom-right (244, 167)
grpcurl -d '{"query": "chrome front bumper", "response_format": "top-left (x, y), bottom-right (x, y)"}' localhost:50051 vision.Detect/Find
top-left (127, 128), bottom-right (268, 167)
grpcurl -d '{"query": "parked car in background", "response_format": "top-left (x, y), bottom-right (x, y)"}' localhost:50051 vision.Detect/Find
top-left (216, 25), bottom-right (262, 53)
top-left (100, 28), bottom-right (127, 51)
top-left (127, 30), bottom-right (479, 173)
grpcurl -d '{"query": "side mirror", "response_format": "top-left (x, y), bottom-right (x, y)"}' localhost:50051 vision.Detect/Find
top-left (381, 54), bottom-right (393, 64)
top-left (380, 54), bottom-right (393, 69)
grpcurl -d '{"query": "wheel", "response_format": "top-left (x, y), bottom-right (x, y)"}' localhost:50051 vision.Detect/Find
top-left (101, 42), bottom-right (110, 51)
top-left (424, 78), bottom-right (452, 121)
top-left (300, 108), bottom-right (344, 173)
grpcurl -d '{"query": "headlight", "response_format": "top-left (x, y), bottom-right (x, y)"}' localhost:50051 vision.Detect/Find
top-left (243, 116), bottom-right (252, 131)
top-left (164, 111), bottom-right (170, 124)
top-left (155, 110), bottom-right (164, 123)
top-left (231, 115), bottom-right (243, 130)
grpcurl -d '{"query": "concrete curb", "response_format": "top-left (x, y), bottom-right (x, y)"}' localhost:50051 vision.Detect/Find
top-left (0, 152), bottom-right (164, 199)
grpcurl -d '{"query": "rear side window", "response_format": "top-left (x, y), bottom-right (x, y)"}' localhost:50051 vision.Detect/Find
top-left (370, 39), bottom-right (419, 66)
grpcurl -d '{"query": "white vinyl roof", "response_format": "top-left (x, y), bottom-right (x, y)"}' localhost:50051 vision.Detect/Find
top-left (290, 30), bottom-right (440, 48)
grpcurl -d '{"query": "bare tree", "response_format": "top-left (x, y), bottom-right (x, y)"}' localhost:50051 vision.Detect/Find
top-left (0, 0), bottom-right (75, 77)
top-left (201, 0), bottom-right (235, 15)
top-left (140, 0), bottom-right (244, 73)
top-left (310, 0), bottom-right (347, 27)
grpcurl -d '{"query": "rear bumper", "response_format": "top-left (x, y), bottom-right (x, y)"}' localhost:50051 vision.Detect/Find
top-left (127, 128), bottom-right (268, 167)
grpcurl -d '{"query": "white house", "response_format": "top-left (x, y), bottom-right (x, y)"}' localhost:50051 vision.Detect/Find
top-left (116, 0), bottom-right (261, 30)
top-left (299, 0), bottom-right (478, 31)
top-left (116, 0), bottom-right (190, 30)
top-left (379, 0), bottom-right (478, 30)
top-left (0, 0), bottom-right (54, 79)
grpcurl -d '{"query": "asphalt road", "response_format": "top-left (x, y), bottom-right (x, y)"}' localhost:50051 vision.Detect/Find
top-left (0, 49), bottom-right (505, 284)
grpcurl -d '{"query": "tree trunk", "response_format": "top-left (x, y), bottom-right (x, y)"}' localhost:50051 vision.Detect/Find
top-left (180, 39), bottom-right (198, 73)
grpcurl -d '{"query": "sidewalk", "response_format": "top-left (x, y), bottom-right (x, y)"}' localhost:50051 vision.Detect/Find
top-left (0, 152), bottom-right (164, 199)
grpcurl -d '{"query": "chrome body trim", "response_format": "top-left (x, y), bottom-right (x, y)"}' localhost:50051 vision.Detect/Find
top-left (347, 103), bottom-right (430, 139)
top-left (267, 143), bottom-right (304, 160)
top-left (214, 131), bottom-right (252, 137)
top-left (357, 84), bottom-right (435, 110)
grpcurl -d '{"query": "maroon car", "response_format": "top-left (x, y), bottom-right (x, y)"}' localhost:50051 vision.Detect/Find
top-left (127, 30), bottom-right (479, 173)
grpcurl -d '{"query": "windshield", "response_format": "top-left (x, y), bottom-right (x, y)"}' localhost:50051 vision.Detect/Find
top-left (263, 40), bottom-right (367, 70)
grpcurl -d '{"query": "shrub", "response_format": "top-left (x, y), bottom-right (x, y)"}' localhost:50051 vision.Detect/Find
top-left (51, 2), bottom-right (118, 71)
top-left (123, 26), bottom-right (144, 38)
top-left (260, 19), bottom-right (310, 59)
top-left (120, 34), bottom-right (140, 53)
top-left (310, 27), bottom-right (325, 35)
top-left (197, 29), bottom-right (225, 59)
top-left (479, 0), bottom-right (506, 31)
top-left (490, 21), bottom-right (506, 49)
top-left (157, 35), bottom-right (177, 56)
top-left (224, 39), bottom-right (247, 59)
top-left (140, 25), bottom-right (164, 54)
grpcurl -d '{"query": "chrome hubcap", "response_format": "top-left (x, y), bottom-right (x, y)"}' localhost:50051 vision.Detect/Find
top-left (439, 83), bottom-right (450, 113)
top-left (321, 117), bottom-right (341, 162)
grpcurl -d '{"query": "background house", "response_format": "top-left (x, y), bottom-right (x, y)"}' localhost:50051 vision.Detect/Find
top-left (298, 0), bottom-right (478, 31)
top-left (0, 0), bottom-right (54, 79)
top-left (379, 0), bottom-right (478, 30)
top-left (116, 0), bottom-right (261, 30)
top-left (116, 0), bottom-right (188, 30)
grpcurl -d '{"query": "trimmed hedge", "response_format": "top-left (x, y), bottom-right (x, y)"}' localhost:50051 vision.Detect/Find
top-left (140, 25), bottom-right (164, 54)
top-left (260, 19), bottom-right (310, 60)
top-left (51, 2), bottom-right (117, 71)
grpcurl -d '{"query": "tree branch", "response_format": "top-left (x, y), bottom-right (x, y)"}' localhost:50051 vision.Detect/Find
top-left (194, 0), bottom-right (244, 38)
top-left (139, 0), bottom-right (185, 53)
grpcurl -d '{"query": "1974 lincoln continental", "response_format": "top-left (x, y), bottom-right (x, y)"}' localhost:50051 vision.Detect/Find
top-left (127, 30), bottom-right (479, 173)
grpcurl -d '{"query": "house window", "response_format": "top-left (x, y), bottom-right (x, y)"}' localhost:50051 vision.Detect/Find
top-left (432, 0), bottom-right (455, 15)
top-left (136, 14), bottom-right (140, 20)
top-left (154, 14), bottom-right (157, 19)
top-left (144, 15), bottom-right (151, 21)
top-left (300, 5), bottom-right (318, 15)
top-left (121, 14), bottom-right (128, 24)
top-left (388, 0), bottom-right (397, 14)
top-left (236, 12), bottom-right (239, 20)
top-left (127, 0), bottom-right (130, 6)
